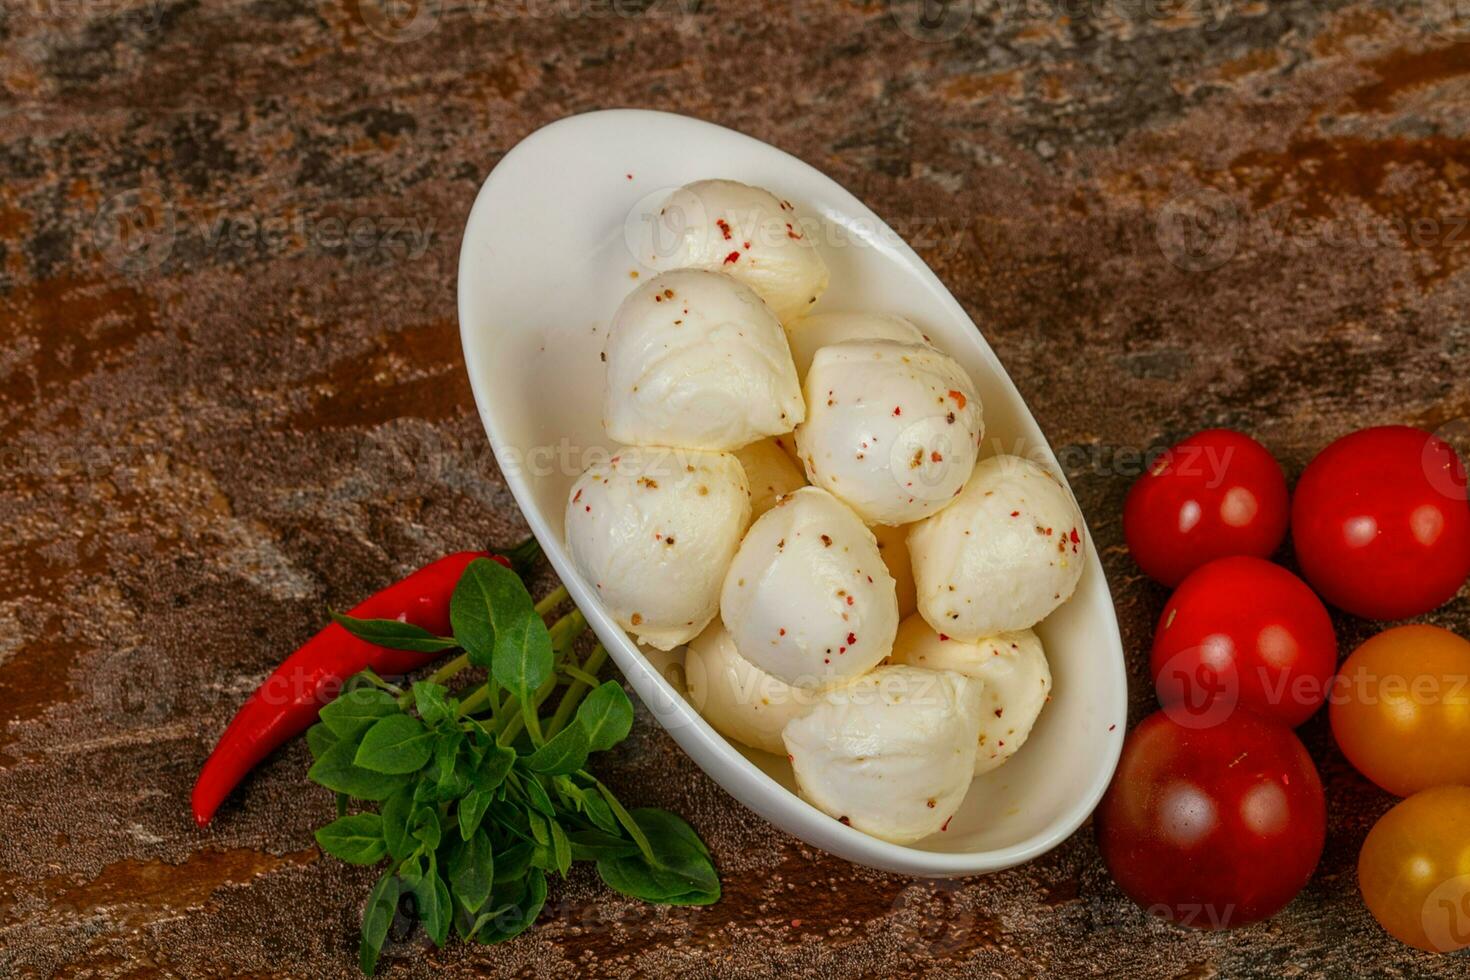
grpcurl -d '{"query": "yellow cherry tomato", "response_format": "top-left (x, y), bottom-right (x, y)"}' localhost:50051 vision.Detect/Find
top-left (1329, 625), bottom-right (1470, 796)
top-left (1358, 785), bottom-right (1470, 952)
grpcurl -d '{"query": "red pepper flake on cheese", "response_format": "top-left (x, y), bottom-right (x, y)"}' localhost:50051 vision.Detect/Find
top-left (723, 251), bottom-right (740, 265)
top-left (716, 218), bottom-right (732, 240)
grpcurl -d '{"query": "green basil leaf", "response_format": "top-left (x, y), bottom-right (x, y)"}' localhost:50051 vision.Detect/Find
top-left (319, 686), bottom-right (398, 740)
top-left (413, 776), bottom-right (440, 804)
top-left (449, 560), bottom-right (497, 668)
top-left (453, 559), bottom-right (553, 708)
top-left (433, 729), bottom-right (464, 787)
top-left (381, 789), bottom-right (415, 861)
top-left (527, 810), bottom-right (551, 848)
top-left (549, 819), bottom-right (572, 877)
top-left (448, 829), bottom-right (494, 914)
top-left (397, 851), bottom-right (427, 890)
top-left (315, 812), bottom-right (387, 865)
top-left (491, 804), bottom-right (533, 844)
top-left (567, 828), bottom-right (642, 861)
top-left (575, 680), bottom-right (634, 752)
top-left (472, 868), bottom-right (546, 945)
top-left (523, 723), bottom-right (589, 775)
top-left (412, 806), bottom-right (442, 851)
top-left (596, 808), bottom-right (719, 905)
top-left (355, 715), bottom-right (434, 775)
top-left (306, 722), bottom-right (339, 761)
top-left (434, 770), bottom-right (472, 803)
top-left (596, 782), bottom-right (654, 863)
top-left (474, 744), bottom-right (516, 793)
top-left (579, 789), bottom-right (619, 836)
top-left (331, 611), bottom-right (459, 654)
top-left (458, 788), bottom-right (494, 841)
top-left (359, 869), bottom-right (400, 976)
top-left (493, 841), bottom-right (533, 883)
top-left (409, 866), bottom-right (452, 947)
top-left (309, 740), bottom-right (410, 801)
top-left (635, 807), bottom-right (713, 860)
top-left (413, 682), bottom-right (453, 726)
top-left (520, 774), bottom-right (555, 818)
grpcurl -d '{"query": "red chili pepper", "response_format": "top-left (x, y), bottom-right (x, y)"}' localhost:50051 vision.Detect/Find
top-left (191, 550), bottom-right (509, 827)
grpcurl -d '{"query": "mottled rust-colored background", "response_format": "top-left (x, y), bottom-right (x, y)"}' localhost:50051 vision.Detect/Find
top-left (3, 0), bottom-right (1469, 976)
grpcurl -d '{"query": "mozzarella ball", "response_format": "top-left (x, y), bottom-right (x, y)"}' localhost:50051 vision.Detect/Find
top-left (784, 311), bottom-right (930, 380)
top-left (684, 620), bottom-right (821, 755)
top-left (565, 447), bottom-right (750, 650)
top-left (720, 488), bottom-right (898, 689)
top-left (795, 340), bottom-right (983, 525)
top-left (782, 665), bottom-right (982, 844)
top-left (870, 522), bottom-right (918, 619)
top-left (734, 437), bottom-right (807, 519)
top-left (636, 180), bottom-right (829, 322)
top-left (908, 455), bottom-right (1086, 638)
top-left (604, 269), bottom-right (804, 452)
top-left (889, 615), bottom-right (1052, 775)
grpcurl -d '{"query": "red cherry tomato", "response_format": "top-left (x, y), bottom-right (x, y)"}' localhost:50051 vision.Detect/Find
top-left (1096, 710), bottom-right (1326, 929)
top-left (1292, 426), bottom-right (1470, 620)
top-left (1125, 429), bottom-right (1289, 587)
top-left (1151, 556), bottom-right (1337, 728)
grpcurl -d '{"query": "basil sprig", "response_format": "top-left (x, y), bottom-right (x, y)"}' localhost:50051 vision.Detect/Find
top-left (311, 559), bottom-right (719, 974)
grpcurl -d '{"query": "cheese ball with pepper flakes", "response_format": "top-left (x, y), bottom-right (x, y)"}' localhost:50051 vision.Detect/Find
top-left (720, 487), bottom-right (898, 689)
top-left (565, 447), bottom-right (750, 650)
top-left (908, 455), bottom-right (1086, 639)
top-left (888, 615), bottom-right (1051, 775)
top-left (636, 179), bottom-right (829, 323)
top-left (795, 340), bottom-right (983, 526)
top-left (782, 664), bottom-right (983, 844)
top-left (784, 311), bottom-right (931, 381)
top-left (684, 619), bottom-right (822, 755)
top-left (603, 269), bottom-right (804, 452)
top-left (734, 436), bottom-right (807, 520)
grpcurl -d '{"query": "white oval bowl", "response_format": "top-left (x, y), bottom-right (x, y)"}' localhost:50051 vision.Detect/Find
top-left (457, 109), bottom-right (1127, 877)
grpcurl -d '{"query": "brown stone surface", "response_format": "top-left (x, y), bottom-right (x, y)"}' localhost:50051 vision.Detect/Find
top-left (2, 0), bottom-right (1469, 976)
